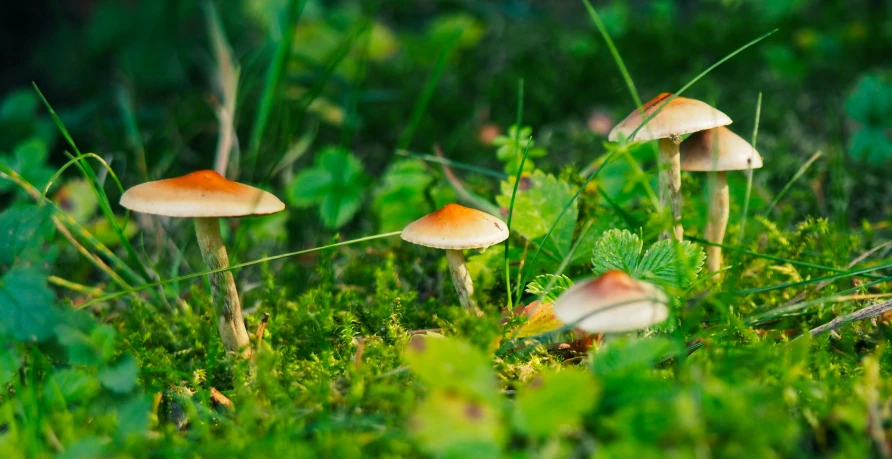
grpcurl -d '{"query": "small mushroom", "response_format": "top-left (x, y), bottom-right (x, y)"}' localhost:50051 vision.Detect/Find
top-left (120, 170), bottom-right (285, 357)
top-left (680, 126), bottom-right (763, 274)
top-left (553, 270), bottom-right (668, 333)
top-left (609, 93), bottom-right (732, 241)
top-left (401, 204), bottom-right (509, 316)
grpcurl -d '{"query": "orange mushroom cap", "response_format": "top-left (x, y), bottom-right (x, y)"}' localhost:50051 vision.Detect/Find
top-left (401, 203), bottom-right (509, 250)
top-left (120, 170), bottom-right (285, 218)
top-left (553, 270), bottom-right (668, 333)
top-left (680, 126), bottom-right (764, 171)
top-left (608, 93), bottom-right (732, 142)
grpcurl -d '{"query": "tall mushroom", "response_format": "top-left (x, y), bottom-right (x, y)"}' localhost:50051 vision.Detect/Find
top-left (553, 270), bottom-right (668, 333)
top-left (680, 126), bottom-right (763, 274)
top-left (401, 204), bottom-right (509, 316)
top-left (120, 170), bottom-right (285, 356)
top-left (609, 93), bottom-right (732, 241)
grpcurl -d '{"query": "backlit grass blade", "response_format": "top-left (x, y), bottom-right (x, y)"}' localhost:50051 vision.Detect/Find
top-left (32, 84), bottom-right (152, 284)
top-left (765, 151), bottom-right (822, 215)
top-left (77, 231), bottom-right (403, 309)
top-left (246, 0), bottom-right (307, 175)
top-left (395, 30), bottom-right (461, 151)
top-left (504, 80), bottom-right (526, 310)
top-left (395, 150), bottom-right (508, 179)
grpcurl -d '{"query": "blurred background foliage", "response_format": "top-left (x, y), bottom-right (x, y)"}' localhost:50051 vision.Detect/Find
top-left (1, 0), bottom-right (890, 235)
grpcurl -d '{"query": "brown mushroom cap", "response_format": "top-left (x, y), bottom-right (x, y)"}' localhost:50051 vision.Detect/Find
top-left (120, 170), bottom-right (285, 218)
top-left (553, 270), bottom-right (668, 333)
top-left (401, 203), bottom-right (509, 250)
top-left (608, 93), bottom-right (732, 142)
top-left (680, 126), bottom-right (763, 171)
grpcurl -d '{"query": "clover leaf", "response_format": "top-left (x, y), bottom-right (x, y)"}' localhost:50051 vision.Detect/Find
top-left (288, 146), bottom-right (368, 229)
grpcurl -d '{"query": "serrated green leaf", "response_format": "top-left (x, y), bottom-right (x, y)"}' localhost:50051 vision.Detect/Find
top-left (525, 274), bottom-right (574, 304)
top-left (638, 240), bottom-right (705, 288)
top-left (591, 229), bottom-right (642, 275)
top-left (513, 368), bottom-right (599, 437)
top-left (98, 354), bottom-right (139, 394)
top-left (496, 170), bottom-right (576, 261)
top-left (404, 335), bottom-right (498, 404)
top-left (0, 267), bottom-right (57, 342)
top-left (411, 390), bottom-right (504, 459)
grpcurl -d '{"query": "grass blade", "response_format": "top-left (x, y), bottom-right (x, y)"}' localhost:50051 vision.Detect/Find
top-left (77, 231), bottom-right (403, 309)
top-left (765, 150), bottom-right (822, 215)
top-left (246, 0), bottom-right (307, 175)
top-left (32, 83), bottom-right (152, 284)
top-left (395, 31), bottom-right (461, 151)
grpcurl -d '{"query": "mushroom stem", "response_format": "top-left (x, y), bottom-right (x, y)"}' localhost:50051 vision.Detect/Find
top-left (194, 218), bottom-right (251, 357)
top-left (705, 171), bottom-right (729, 274)
top-left (445, 249), bottom-right (483, 317)
top-left (658, 138), bottom-right (684, 241)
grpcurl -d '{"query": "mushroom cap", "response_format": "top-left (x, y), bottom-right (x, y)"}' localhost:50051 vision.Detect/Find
top-left (120, 170), bottom-right (285, 218)
top-left (401, 203), bottom-right (509, 250)
top-left (553, 270), bottom-right (669, 333)
top-left (608, 93), bottom-right (732, 142)
top-left (680, 126), bottom-right (764, 171)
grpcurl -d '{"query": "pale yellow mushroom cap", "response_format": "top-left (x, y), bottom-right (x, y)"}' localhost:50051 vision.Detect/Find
top-left (553, 271), bottom-right (669, 333)
top-left (401, 203), bottom-right (509, 250)
top-left (120, 170), bottom-right (285, 218)
top-left (608, 93), bottom-right (732, 142)
top-left (680, 126), bottom-right (764, 171)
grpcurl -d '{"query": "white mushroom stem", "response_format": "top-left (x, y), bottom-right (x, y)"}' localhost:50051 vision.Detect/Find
top-left (445, 249), bottom-right (483, 317)
top-left (194, 218), bottom-right (251, 357)
top-left (705, 171), bottom-right (729, 274)
top-left (658, 138), bottom-right (684, 241)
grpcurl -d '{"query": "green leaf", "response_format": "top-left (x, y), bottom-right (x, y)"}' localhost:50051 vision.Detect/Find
top-left (287, 147), bottom-right (367, 229)
top-left (0, 139), bottom-right (55, 194)
top-left (373, 159), bottom-right (435, 232)
top-left (493, 125), bottom-right (547, 174)
top-left (496, 170), bottom-right (576, 261)
top-left (404, 335), bottom-right (499, 404)
top-left (0, 267), bottom-right (57, 342)
top-left (513, 368), bottom-right (599, 437)
top-left (0, 89), bottom-right (39, 120)
top-left (0, 204), bottom-right (55, 268)
top-left (0, 343), bottom-right (21, 387)
top-left (638, 240), bottom-right (705, 287)
top-left (411, 390), bottom-right (504, 459)
top-left (290, 168), bottom-right (333, 206)
top-left (98, 354), bottom-right (139, 394)
top-left (591, 229), bottom-right (642, 275)
top-left (590, 337), bottom-right (680, 375)
top-left (845, 74), bottom-right (892, 127)
top-left (44, 368), bottom-right (101, 406)
top-left (525, 274), bottom-right (574, 304)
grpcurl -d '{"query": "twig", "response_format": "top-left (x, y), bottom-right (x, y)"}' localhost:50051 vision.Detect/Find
top-left (352, 337), bottom-right (365, 371)
top-left (255, 313), bottom-right (270, 348)
top-left (806, 299), bottom-right (892, 338)
top-left (210, 387), bottom-right (234, 409)
top-left (406, 328), bottom-right (442, 335)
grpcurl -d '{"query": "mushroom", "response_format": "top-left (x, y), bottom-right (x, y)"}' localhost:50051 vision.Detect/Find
top-left (553, 270), bottom-right (668, 333)
top-left (609, 93), bottom-right (732, 241)
top-left (680, 126), bottom-right (763, 274)
top-left (401, 203), bottom-right (509, 316)
top-left (120, 170), bottom-right (285, 356)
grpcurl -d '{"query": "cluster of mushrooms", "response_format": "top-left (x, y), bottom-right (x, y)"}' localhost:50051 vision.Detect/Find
top-left (609, 93), bottom-right (763, 273)
top-left (117, 93), bottom-right (758, 355)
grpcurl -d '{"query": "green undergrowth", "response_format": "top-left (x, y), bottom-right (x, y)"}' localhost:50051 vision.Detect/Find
top-left (3, 0), bottom-right (892, 457)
